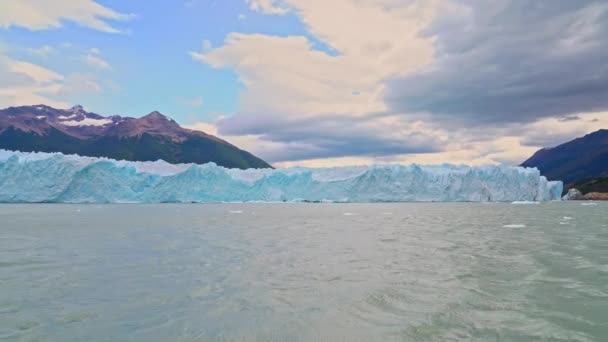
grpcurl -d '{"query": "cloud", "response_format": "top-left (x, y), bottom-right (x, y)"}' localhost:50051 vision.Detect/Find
top-left (194, 33), bottom-right (401, 117)
top-left (0, 54), bottom-right (68, 108)
top-left (223, 114), bottom-right (444, 162)
top-left (188, 110), bottom-right (608, 167)
top-left (519, 112), bottom-right (608, 148)
top-left (246, 0), bottom-right (289, 15)
top-left (0, 0), bottom-right (131, 33)
top-left (83, 48), bottom-right (111, 70)
top-left (0, 51), bottom-right (106, 109)
top-left (387, 0), bottom-right (608, 126)
top-left (191, 0), bottom-right (608, 167)
top-left (60, 73), bottom-right (103, 95)
top-left (7, 60), bottom-right (64, 84)
top-left (186, 112), bottom-right (446, 164)
top-left (192, 0), bottom-right (439, 163)
top-left (185, 122), bottom-right (218, 135)
top-left (558, 115), bottom-right (581, 122)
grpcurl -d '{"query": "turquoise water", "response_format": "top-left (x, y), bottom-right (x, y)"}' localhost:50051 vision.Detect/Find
top-left (1, 203), bottom-right (607, 341)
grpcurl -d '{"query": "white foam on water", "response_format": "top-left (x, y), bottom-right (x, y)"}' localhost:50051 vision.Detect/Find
top-left (503, 224), bottom-right (527, 228)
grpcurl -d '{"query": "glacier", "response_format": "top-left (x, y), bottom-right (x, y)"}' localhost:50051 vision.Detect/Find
top-left (0, 150), bottom-right (563, 203)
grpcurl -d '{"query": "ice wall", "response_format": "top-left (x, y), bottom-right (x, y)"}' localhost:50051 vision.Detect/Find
top-left (0, 150), bottom-right (563, 203)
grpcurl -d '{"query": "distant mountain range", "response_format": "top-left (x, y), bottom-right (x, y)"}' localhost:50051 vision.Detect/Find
top-left (0, 105), bottom-right (271, 169)
top-left (521, 129), bottom-right (608, 191)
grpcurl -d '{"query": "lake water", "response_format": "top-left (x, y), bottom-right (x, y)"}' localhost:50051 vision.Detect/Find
top-left (1, 203), bottom-right (607, 341)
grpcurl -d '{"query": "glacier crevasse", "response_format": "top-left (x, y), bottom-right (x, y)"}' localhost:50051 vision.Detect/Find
top-left (0, 150), bottom-right (563, 203)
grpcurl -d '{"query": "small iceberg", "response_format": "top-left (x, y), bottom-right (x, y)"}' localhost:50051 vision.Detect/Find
top-left (562, 188), bottom-right (583, 200)
top-left (503, 224), bottom-right (527, 228)
top-left (511, 201), bottom-right (540, 205)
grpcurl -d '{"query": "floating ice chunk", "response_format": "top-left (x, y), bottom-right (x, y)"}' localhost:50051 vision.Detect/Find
top-left (229, 210), bottom-right (243, 214)
top-left (511, 201), bottom-right (540, 205)
top-left (562, 188), bottom-right (583, 200)
top-left (343, 213), bottom-right (358, 216)
top-left (563, 216), bottom-right (574, 220)
top-left (503, 224), bottom-right (526, 228)
top-left (580, 203), bottom-right (598, 206)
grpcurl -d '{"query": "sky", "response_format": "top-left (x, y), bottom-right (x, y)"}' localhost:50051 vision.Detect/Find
top-left (0, 0), bottom-right (607, 168)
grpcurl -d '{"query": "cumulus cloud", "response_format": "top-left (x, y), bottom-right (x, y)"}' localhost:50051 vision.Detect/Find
top-left (201, 0), bottom-right (439, 106)
top-left (192, 0), bottom-right (439, 164)
top-left (190, 0), bottom-right (608, 166)
top-left (387, 0), bottom-right (608, 126)
top-left (0, 0), bottom-right (131, 33)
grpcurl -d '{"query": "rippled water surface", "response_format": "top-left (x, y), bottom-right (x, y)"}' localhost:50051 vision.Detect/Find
top-left (1, 203), bottom-right (607, 341)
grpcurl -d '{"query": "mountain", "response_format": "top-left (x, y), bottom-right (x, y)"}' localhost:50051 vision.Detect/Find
top-left (521, 129), bottom-right (608, 185)
top-left (570, 176), bottom-right (608, 195)
top-left (0, 105), bottom-right (272, 169)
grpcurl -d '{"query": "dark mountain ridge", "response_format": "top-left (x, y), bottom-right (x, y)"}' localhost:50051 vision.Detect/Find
top-left (0, 104), bottom-right (272, 169)
top-left (521, 129), bottom-right (608, 186)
